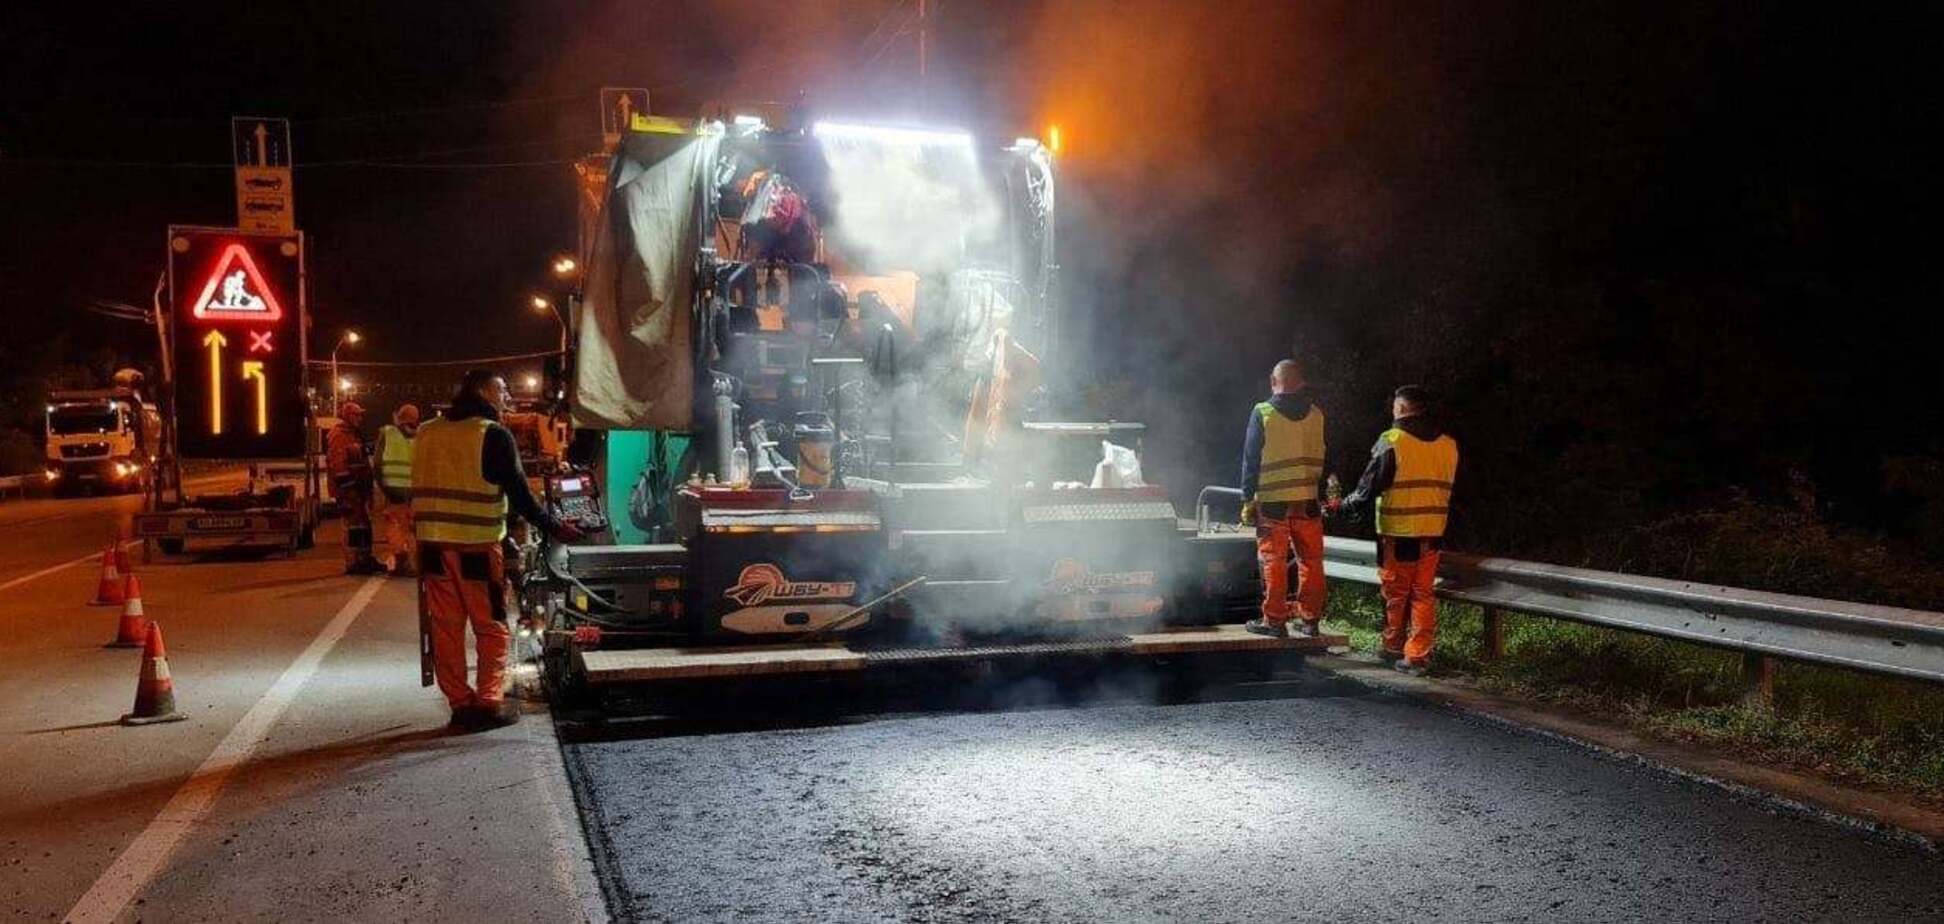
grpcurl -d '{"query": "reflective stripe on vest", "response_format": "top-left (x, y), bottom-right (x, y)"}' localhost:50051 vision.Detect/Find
top-left (377, 424), bottom-right (415, 493)
top-left (411, 417), bottom-right (507, 544)
top-left (1254, 401), bottom-right (1326, 503)
top-left (1375, 427), bottom-right (1459, 537)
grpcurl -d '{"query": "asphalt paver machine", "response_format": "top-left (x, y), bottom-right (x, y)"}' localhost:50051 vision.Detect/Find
top-left (531, 114), bottom-right (1334, 700)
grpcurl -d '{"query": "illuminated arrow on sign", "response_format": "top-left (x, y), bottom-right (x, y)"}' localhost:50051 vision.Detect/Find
top-left (242, 361), bottom-right (268, 435)
top-left (617, 93), bottom-right (634, 128)
top-left (203, 330), bottom-right (228, 434)
top-left (254, 122), bottom-right (269, 166)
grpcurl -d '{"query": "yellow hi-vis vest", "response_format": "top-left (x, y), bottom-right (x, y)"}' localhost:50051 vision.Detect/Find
top-left (376, 424), bottom-right (415, 494)
top-left (1375, 427), bottom-right (1459, 537)
top-left (411, 417), bottom-right (508, 545)
top-left (1254, 401), bottom-right (1326, 503)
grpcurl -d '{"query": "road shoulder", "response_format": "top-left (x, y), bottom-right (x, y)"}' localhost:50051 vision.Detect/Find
top-left (1312, 653), bottom-right (1944, 849)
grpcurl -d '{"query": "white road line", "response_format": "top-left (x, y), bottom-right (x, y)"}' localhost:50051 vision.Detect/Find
top-left (0, 541), bottom-right (139, 594)
top-left (64, 576), bottom-right (387, 924)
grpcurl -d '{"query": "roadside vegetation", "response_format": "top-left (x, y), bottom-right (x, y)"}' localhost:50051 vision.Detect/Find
top-left (1322, 496), bottom-right (1944, 804)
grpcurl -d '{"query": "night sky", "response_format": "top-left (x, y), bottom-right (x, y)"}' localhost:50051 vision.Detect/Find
top-left (3, 2), bottom-right (1940, 560)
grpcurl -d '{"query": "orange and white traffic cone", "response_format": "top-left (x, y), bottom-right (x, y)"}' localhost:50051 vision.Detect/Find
top-left (91, 543), bottom-right (125, 607)
top-left (120, 621), bottom-right (186, 726)
top-left (106, 574), bottom-right (149, 649)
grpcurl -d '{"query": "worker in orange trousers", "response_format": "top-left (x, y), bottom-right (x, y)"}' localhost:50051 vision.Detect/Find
top-left (1239, 359), bottom-right (1329, 639)
top-left (1341, 385), bottom-right (1460, 675)
top-left (414, 371), bottom-right (581, 731)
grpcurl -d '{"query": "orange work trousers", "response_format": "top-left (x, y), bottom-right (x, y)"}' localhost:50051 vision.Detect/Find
top-left (1256, 511), bottom-right (1327, 623)
top-left (379, 494), bottom-right (416, 570)
top-left (1379, 538), bottom-right (1442, 663)
top-left (420, 542), bottom-right (511, 710)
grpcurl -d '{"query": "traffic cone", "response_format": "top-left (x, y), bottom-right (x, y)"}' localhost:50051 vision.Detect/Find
top-left (91, 543), bottom-right (125, 607)
top-left (120, 622), bottom-right (186, 726)
top-left (113, 539), bottom-right (132, 575)
top-left (105, 575), bottom-right (149, 648)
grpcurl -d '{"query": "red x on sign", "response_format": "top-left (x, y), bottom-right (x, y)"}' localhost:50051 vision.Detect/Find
top-left (248, 330), bottom-right (275, 353)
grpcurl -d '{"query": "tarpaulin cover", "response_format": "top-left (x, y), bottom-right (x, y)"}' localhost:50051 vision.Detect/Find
top-left (572, 131), bottom-right (720, 429)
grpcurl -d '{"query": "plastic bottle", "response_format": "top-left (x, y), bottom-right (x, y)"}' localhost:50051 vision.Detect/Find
top-left (729, 445), bottom-right (750, 486)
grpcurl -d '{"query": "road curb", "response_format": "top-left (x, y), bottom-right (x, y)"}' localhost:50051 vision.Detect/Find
top-left (1311, 654), bottom-right (1943, 854)
top-left (524, 706), bottom-right (613, 924)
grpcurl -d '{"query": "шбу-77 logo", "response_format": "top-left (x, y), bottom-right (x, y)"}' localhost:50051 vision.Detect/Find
top-left (1043, 559), bottom-right (1157, 595)
top-left (724, 563), bottom-right (857, 606)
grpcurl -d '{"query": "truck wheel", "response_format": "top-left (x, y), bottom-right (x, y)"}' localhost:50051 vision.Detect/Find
top-left (158, 538), bottom-right (185, 555)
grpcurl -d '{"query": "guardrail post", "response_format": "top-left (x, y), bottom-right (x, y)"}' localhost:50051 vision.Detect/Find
top-left (1481, 607), bottom-right (1505, 662)
top-left (1740, 652), bottom-right (1775, 706)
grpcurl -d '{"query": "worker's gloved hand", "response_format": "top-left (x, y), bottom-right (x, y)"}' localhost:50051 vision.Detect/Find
top-left (1322, 498), bottom-right (1343, 519)
top-left (1239, 500), bottom-right (1258, 527)
top-left (1337, 498), bottom-right (1367, 526)
top-left (553, 520), bottom-right (586, 543)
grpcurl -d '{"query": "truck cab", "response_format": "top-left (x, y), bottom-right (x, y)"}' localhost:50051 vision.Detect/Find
top-left (44, 390), bottom-right (158, 496)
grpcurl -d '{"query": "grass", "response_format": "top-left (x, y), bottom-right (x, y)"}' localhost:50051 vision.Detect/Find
top-left (1319, 583), bottom-right (1944, 804)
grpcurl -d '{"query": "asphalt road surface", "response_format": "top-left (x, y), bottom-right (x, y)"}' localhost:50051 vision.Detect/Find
top-left (7, 483), bottom-right (1943, 922)
top-left (563, 667), bottom-right (1944, 923)
top-left (0, 482), bottom-right (600, 922)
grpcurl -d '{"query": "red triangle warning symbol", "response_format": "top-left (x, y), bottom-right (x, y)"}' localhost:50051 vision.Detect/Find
top-left (190, 243), bottom-right (284, 322)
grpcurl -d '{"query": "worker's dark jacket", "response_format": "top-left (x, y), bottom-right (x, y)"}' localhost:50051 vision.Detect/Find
top-left (1343, 413), bottom-right (1447, 556)
top-left (1240, 389), bottom-right (1321, 519)
top-left (437, 398), bottom-right (563, 538)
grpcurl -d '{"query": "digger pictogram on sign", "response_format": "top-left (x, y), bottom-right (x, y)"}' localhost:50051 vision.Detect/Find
top-left (189, 243), bottom-right (284, 321)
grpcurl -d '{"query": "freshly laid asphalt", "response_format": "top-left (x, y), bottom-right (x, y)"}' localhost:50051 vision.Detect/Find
top-left (562, 665), bottom-right (1944, 923)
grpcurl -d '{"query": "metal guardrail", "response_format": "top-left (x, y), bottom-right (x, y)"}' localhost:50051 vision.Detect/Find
top-left (1196, 485), bottom-right (1944, 687)
top-left (0, 474), bottom-right (30, 501)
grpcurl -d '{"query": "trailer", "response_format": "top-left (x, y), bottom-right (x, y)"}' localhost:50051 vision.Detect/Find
top-left (135, 227), bottom-right (321, 558)
top-left (528, 112), bottom-right (1335, 702)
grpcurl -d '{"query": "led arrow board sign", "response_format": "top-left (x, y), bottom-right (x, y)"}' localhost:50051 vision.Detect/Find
top-left (168, 227), bottom-right (308, 460)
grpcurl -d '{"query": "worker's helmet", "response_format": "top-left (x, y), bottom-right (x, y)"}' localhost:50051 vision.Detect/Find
top-left (394, 403), bottom-right (421, 427)
top-left (338, 402), bottom-right (366, 422)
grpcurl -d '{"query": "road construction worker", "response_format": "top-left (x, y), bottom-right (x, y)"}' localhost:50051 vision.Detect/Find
top-left (1340, 385), bottom-right (1459, 675)
top-left (326, 402), bottom-right (382, 575)
top-left (1240, 359), bottom-right (1328, 639)
top-left (375, 404), bottom-right (420, 576)
top-left (414, 370), bottom-right (581, 731)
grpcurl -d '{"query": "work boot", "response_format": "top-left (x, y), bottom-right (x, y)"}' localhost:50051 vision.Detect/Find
top-left (1377, 648), bottom-right (1405, 663)
top-left (1244, 618), bottom-right (1289, 639)
top-left (447, 705), bottom-right (484, 731)
top-left (470, 701), bottom-right (519, 730)
top-left (1392, 659), bottom-right (1428, 677)
top-left (347, 556), bottom-right (384, 575)
top-left (1293, 619), bottom-right (1322, 638)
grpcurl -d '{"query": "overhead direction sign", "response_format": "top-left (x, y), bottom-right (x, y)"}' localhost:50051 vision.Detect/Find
top-left (232, 117), bottom-right (295, 234)
top-left (600, 87), bottom-right (650, 147)
top-left (169, 227), bottom-right (307, 459)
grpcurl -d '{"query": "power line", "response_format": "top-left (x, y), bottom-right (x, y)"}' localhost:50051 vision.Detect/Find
top-left (1, 134), bottom-right (600, 171)
top-left (309, 350), bottom-right (561, 368)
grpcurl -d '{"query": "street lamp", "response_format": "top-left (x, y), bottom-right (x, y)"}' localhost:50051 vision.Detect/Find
top-left (330, 329), bottom-right (361, 416)
top-left (551, 255), bottom-right (578, 278)
top-left (531, 294), bottom-right (567, 354)
top-left (522, 373), bottom-right (541, 391)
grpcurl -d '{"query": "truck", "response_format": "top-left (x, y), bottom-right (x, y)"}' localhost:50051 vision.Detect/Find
top-left (525, 111), bottom-right (1334, 703)
top-left (44, 384), bottom-right (160, 496)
